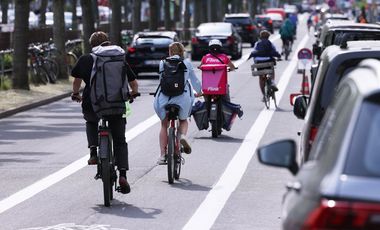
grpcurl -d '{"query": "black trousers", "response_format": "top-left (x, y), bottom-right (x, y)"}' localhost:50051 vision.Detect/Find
top-left (83, 103), bottom-right (129, 170)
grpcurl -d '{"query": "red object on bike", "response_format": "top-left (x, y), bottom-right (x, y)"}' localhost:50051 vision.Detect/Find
top-left (301, 74), bottom-right (310, 95)
top-left (200, 64), bottom-right (227, 95)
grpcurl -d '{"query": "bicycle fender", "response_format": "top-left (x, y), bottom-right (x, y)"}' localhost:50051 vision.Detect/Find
top-left (209, 103), bottom-right (218, 121)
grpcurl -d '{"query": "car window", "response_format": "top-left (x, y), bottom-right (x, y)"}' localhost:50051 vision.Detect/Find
top-left (315, 57), bottom-right (380, 125)
top-left (333, 32), bottom-right (380, 45)
top-left (198, 24), bottom-right (231, 35)
top-left (345, 96), bottom-right (380, 177)
top-left (135, 37), bottom-right (173, 46)
top-left (224, 17), bottom-right (251, 25)
top-left (309, 85), bottom-right (353, 161)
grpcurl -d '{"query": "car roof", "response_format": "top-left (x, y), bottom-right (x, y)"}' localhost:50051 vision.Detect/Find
top-left (224, 13), bottom-right (250, 18)
top-left (345, 59), bottom-right (380, 96)
top-left (322, 41), bottom-right (380, 61)
top-left (323, 20), bottom-right (380, 29)
top-left (135, 31), bottom-right (177, 39)
top-left (198, 22), bottom-right (232, 28)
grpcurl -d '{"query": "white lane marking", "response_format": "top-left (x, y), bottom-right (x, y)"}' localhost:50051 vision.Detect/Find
top-left (0, 115), bottom-right (160, 214)
top-left (234, 34), bottom-right (281, 68)
top-left (182, 34), bottom-right (309, 230)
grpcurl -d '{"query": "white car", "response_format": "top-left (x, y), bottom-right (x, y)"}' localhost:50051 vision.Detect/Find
top-left (266, 13), bottom-right (283, 28)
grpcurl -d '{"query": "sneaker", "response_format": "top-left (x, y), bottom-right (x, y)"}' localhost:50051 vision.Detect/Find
top-left (157, 155), bottom-right (167, 165)
top-left (271, 85), bottom-right (279, 92)
top-left (118, 176), bottom-right (131, 194)
top-left (180, 135), bottom-right (192, 154)
top-left (87, 155), bottom-right (98, 165)
top-left (238, 109), bottom-right (244, 118)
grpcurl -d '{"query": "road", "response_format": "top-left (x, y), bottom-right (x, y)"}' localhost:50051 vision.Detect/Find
top-left (0, 17), bottom-right (315, 230)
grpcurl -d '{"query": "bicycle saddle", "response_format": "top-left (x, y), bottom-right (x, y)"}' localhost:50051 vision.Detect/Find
top-left (165, 104), bottom-right (180, 120)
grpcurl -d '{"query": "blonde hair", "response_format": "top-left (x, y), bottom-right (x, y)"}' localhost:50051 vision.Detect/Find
top-left (169, 42), bottom-right (185, 58)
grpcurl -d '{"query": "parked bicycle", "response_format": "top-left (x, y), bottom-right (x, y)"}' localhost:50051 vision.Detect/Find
top-left (251, 60), bottom-right (281, 109)
top-left (94, 92), bottom-right (140, 207)
top-left (28, 44), bottom-right (55, 85)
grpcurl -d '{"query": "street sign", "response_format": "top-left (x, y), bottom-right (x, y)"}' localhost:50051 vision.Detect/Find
top-left (328, 0), bottom-right (335, 7)
top-left (297, 48), bottom-right (313, 70)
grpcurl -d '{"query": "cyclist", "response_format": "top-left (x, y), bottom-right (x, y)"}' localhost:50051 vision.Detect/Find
top-left (153, 42), bottom-right (202, 165)
top-left (199, 39), bottom-right (236, 102)
top-left (307, 16), bottom-right (313, 32)
top-left (279, 14), bottom-right (295, 55)
top-left (71, 31), bottom-right (139, 194)
top-left (248, 30), bottom-right (281, 101)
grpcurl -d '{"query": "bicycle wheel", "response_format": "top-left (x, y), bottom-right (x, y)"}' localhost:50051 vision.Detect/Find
top-left (264, 84), bottom-right (270, 109)
top-left (66, 52), bottom-right (78, 73)
top-left (174, 153), bottom-right (181, 180)
top-left (43, 59), bottom-right (58, 83)
top-left (272, 91), bottom-right (278, 108)
top-left (33, 66), bottom-right (50, 85)
top-left (167, 127), bottom-right (175, 184)
top-left (99, 136), bottom-right (112, 207)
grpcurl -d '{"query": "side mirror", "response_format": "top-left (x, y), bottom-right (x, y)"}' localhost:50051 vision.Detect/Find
top-left (293, 95), bottom-right (308, 119)
top-left (257, 139), bottom-right (299, 175)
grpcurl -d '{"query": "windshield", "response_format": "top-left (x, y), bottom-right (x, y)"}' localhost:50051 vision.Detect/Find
top-left (135, 37), bottom-right (173, 46)
top-left (197, 24), bottom-right (232, 36)
top-left (224, 17), bottom-right (251, 25)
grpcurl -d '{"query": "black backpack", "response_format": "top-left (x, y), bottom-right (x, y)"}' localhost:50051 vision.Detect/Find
top-left (160, 58), bottom-right (187, 97)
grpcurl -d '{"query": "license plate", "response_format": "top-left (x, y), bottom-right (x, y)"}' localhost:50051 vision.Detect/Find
top-left (144, 60), bottom-right (160, 65)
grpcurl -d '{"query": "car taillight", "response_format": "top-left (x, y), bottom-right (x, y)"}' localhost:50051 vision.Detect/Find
top-left (127, 47), bottom-right (136, 54)
top-left (303, 199), bottom-right (380, 230)
top-left (268, 19), bottom-right (273, 24)
top-left (308, 126), bottom-right (318, 146)
top-left (246, 25), bottom-right (256, 31)
top-left (227, 36), bottom-right (235, 44)
top-left (191, 37), bottom-right (198, 44)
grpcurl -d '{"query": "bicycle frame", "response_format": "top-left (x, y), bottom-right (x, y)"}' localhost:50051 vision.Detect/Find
top-left (166, 104), bottom-right (182, 184)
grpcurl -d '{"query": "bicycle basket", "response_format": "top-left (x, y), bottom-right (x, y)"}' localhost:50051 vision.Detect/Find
top-left (251, 62), bottom-right (274, 77)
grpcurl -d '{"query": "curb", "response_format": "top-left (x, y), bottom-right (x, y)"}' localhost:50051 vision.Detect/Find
top-left (0, 92), bottom-right (71, 119)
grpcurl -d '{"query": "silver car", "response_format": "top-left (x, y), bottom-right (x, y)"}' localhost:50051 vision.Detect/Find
top-left (258, 59), bottom-right (380, 229)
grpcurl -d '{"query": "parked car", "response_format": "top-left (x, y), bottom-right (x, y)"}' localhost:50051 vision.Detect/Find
top-left (265, 8), bottom-right (286, 19)
top-left (322, 13), bottom-right (349, 24)
top-left (191, 22), bottom-right (242, 60)
top-left (254, 15), bottom-right (274, 34)
top-left (44, 12), bottom-right (73, 29)
top-left (258, 58), bottom-right (380, 230)
top-left (313, 20), bottom-right (380, 59)
top-left (125, 31), bottom-right (179, 76)
top-left (294, 41), bottom-right (380, 163)
top-left (223, 13), bottom-right (259, 47)
top-left (266, 13), bottom-right (283, 29)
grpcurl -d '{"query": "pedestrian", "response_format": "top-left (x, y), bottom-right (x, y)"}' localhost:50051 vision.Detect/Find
top-left (70, 31), bottom-right (139, 194)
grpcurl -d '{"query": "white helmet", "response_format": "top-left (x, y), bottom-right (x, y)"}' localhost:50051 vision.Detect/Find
top-left (209, 39), bottom-right (222, 47)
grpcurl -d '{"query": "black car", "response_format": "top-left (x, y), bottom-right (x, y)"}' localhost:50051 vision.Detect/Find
top-left (294, 41), bottom-right (380, 163)
top-left (258, 58), bottom-right (380, 230)
top-left (313, 20), bottom-right (380, 59)
top-left (223, 13), bottom-right (259, 46)
top-left (191, 22), bottom-right (242, 60)
top-left (125, 31), bottom-right (179, 76)
top-left (254, 14), bottom-right (274, 34)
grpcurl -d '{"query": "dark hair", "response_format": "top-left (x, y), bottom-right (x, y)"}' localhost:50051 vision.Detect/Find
top-left (89, 31), bottom-right (110, 48)
top-left (260, 30), bottom-right (271, 39)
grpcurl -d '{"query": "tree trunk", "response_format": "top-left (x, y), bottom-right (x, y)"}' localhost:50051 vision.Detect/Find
top-left (110, 0), bottom-right (122, 46)
top-left (72, 0), bottom-right (78, 30)
top-left (53, 0), bottom-right (68, 80)
top-left (92, 0), bottom-right (99, 27)
top-left (201, 0), bottom-right (208, 23)
top-left (132, 0), bottom-right (141, 34)
top-left (12, 0), bottom-right (29, 90)
top-left (193, 0), bottom-right (201, 27)
top-left (164, 0), bottom-right (171, 30)
top-left (1, 0), bottom-right (8, 24)
top-left (174, 0), bottom-right (180, 26)
top-left (80, 0), bottom-right (95, 53)
top-left (38, 0), bottom-right (48, 27)
top-left (184, 0), bottom-right (190, 40)
top-left (149, 0), bottom-right (158, 31)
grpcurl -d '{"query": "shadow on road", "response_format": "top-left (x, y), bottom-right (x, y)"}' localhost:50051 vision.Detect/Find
top-left (92, 203), bottom-right (162, 219)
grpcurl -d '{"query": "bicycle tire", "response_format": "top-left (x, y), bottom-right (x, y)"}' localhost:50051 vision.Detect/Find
top-left (43, 59), bottom-right (58, 83)
top-left (66, 52), bottom-right (78, 73)
top-left (264, 84), bottom-right (270, 109)
top-left (174, 153), bottom-right (181, 180)
top-left (167, 127), bottom-right (175, 184)
top-left (99, 135), bottom-right (112, 206)
top-left (211, 120), bottom-right (219, 138)
top-left (35, 66), bottom-right (50, 85)
top-left (272, 91), bottom-right (278, 108)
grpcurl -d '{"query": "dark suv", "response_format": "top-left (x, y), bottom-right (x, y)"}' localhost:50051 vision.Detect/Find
top-left (258, 58), bottom-right (380, 230)
top-left (313, 20), bottom-right (380, 59)
top-left (294, 41), bottom-right (380, 163)
top-left (223, 13), bottom-right (258, 47)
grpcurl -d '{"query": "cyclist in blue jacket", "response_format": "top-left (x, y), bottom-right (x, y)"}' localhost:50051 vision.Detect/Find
top-left (249, 30), bottom-right (281, 101)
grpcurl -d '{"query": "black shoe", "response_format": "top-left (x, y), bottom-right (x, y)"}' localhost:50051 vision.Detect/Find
top-left (271, 85), bottom-right (279, 92)
top-left (118, 176), bottom-right (131, 194)
top-left (238, 110), bottom-right (244, 118)
top-left (87, 155), bottom-right (98, 165)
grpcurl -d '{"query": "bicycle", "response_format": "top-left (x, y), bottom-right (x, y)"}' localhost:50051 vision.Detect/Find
top-left (283, 39), bottom-right (291, 61)
top-left (165, 104), bottom-right (184, 184)
top-left (251, 60), bottom-right (280, 109)
top-left (94, 92), bottom-right (140, 207)
top-left (28, 45), bottom-right (51, 85)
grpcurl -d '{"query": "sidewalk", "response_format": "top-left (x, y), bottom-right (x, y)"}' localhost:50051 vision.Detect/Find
top-left (0, 79), bottom-right (73, 119)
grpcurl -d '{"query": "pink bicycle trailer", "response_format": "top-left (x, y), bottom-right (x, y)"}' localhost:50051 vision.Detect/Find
top-left (200, 64), bottom-right (227, 95)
